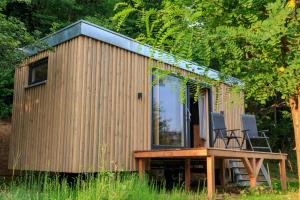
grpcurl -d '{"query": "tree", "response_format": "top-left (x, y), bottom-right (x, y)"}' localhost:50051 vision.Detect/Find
top-left (0, 0), bottom-right (122, 118)
top-left (0, 0), bottom-right (34, 117)
top-left (4, 0), bottom-right (120, 34)
top-left (114, 0), bottom-right (300, 180)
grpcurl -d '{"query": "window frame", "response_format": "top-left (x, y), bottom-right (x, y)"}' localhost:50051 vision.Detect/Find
top-left (27, 57), bottom-right (48, 87)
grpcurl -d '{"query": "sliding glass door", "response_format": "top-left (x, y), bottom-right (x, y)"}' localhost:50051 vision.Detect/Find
top-left (152, 74), bottom-right (210, 148)
top-left (152, 75), bottom-right (186, 148)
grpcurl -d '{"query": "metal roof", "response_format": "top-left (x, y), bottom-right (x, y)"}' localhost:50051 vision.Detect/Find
top-left (23, 20), bottom-right (242, 84)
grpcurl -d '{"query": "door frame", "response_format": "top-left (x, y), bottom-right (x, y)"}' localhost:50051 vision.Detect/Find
top-left (151, 73), bottom-right (189, 149)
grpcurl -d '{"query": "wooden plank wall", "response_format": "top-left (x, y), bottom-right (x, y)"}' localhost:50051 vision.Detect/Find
top-left (69, 36), bottom-right (152, 172)
top-left (9, 35), bottom-right (244, 173)
top-left (9, 38), bottom-right (82, 172)
top-left (9, 36), bottom-right (151, 172)
top-left (212, 84), bottom-right (245, 148)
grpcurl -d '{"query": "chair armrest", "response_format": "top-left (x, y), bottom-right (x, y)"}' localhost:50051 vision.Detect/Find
top-left (213, 128), bottom-right (226, 132)
top-left (258, 130), bottom-right (269, 137)
top-left (258, 129), bottom-right (269, 133)
top-left (241, 129), bottom-right (250, 132)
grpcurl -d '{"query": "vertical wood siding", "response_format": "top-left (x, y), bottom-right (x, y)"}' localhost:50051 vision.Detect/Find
top-left (9, 36), bottom-right (244, 172)
top-left (212, 84), bottom-right (245, 148)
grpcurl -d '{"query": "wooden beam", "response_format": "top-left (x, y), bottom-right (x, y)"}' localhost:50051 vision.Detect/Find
top-left (279, 159), bottom-right (287, 191)
top-left (249, 158), bottom-right (256, 188)
top-left (134, 148), bottom-right (287, 160)
top-left (254, 158), bottom-right (264, 177)
top-left (134, 148), bottom-right (208, 158)
top-left (242, 157), bottom-right (253, 176)
top-left (185, 159), bottom-right (191, 191)
top-left (138, 158), bottom-right (146, 179)
top-left (207, 148), bottom-right (287, 160)
top-left (242, 157), bottom-right (256, 188)
top-left (241, 157), bottom-right (265, 188)
top-left (207, 156), bottom-right (215, 200)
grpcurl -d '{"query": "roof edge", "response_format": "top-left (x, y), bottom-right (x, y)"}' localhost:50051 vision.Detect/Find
top-left (22, 20), bottom-right (243, 85)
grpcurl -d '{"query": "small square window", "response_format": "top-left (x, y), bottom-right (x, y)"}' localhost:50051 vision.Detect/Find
top-left (28, 58), bottom-right (48, 86)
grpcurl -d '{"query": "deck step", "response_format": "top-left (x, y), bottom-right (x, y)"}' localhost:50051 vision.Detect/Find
top-left (238, 179), bottom-right (267, 183)
top-left (229, 159), bottom-right (243, 162)
top-left (229, 158), bottom-right (271, 187)
top-left (252, 147), bottom-right (272, 150)
top-left (234, 172), bottom-right (264, 176)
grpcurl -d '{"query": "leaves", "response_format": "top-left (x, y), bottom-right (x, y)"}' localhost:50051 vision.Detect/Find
top-left (114, 0), bottom-right (300, 106)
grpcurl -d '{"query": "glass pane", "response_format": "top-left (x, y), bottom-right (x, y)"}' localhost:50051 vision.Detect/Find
top-left (198, 92), bottom-right (208, 140)
top-left (153, 75), bottom-right (185, 147)
top-left (29, 59), bottom-right (48, 85)
top-left (32, 63), bottom-right (47, 83)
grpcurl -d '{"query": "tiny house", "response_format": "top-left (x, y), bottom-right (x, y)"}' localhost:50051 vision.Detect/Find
top-left (9, 20), bottom-right (245, 173)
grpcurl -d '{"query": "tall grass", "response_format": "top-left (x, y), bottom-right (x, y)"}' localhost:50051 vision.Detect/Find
top-left (0, 172), bottom-right (206, 200)
top-left (0, 171), bottom-right (298, 200)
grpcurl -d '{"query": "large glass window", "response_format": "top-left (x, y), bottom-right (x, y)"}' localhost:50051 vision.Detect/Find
top-left (152, 75), bottom-right (185, 147)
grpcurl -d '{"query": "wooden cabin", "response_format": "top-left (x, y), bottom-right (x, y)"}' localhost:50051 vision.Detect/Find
top-left (8, 20), bottom-right (287, 198)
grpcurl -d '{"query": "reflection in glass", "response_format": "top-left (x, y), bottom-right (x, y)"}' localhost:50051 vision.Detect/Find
top-left (152, 75), bottom-right (185, 147)
top-left (198, 92), bottom-right (208, 140)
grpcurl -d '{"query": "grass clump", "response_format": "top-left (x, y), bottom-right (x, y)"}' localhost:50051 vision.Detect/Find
top-left (0, 172), bottom-right (299, 200)
top-left (0, 172), bottom-right (205, 200)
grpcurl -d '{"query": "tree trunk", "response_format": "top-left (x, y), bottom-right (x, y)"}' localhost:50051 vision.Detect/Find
top-left (289, 96), bottom-right (300, 183)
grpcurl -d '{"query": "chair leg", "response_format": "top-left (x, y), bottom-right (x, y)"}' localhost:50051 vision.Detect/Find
top-left (234, 137), bottom-right (241, 149)
top-left (248, 139), bottom-right (255, 151)
top-left (212, 133), bottom-right (218, 147)
top-left (220, 134), bottom-right (228, 148)
top-left (265, 138), bottom-right (272, 152)
top-left (261, 132), bottom-right (272, 152)
top-left (213, 132), bottom-right (228, 149)
top-left (227, 131), bottom-right (241, 149)
top-left (240, 133), bottom-right (246, 150)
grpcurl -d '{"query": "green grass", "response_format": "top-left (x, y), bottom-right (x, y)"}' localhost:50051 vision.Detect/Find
top-left (0, 172), bottom-right (298, 200)
top-left (0, 172), bottom-right (206, 200)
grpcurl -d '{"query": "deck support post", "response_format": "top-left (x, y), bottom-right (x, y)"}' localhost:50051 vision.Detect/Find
top-left (185, 159), bottom-right (191, 191)
top-left (242, 157), bottom-right (264, 188)
top-left (137, 158), bottom-right (146, 180)
top-left (249, 158), bottom-right (256, 188)
top-left (279, 158), bottom-right (287, 191)
top-left (220, 158), bottom-right (226, 189)
top-left (134, 148), bottom-right (287, 197)
top-left (207, 156), bottom-right (215, 200)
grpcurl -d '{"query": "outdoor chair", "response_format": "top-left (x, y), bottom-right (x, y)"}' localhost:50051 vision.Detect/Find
top-left (241, 114), bottom-right (272, 152)
top-left (211, 112), bottom-right (242, 149)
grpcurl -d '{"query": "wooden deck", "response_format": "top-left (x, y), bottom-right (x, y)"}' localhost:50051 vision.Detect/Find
top-left (134, 148), bottom-right (287, 199)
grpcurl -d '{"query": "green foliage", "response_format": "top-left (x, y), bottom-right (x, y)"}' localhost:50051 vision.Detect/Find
top-left (0, 0), bottom-right (122, 118)
top-left (114, 0), bottom-right (300, 103)
top-left (0, 1), bottom-right (34, 118)
top-left (0, 9), bottom-right (33, 68)
top-left (4, 0), bottom-right (120, 34)
top-left (0, 68), bottom-right (14, 117)
top-left (114, 0), bottom-right (300, 153)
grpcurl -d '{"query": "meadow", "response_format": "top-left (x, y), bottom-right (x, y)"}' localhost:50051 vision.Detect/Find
top-left (0, 172), bottom-right (298, 200)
